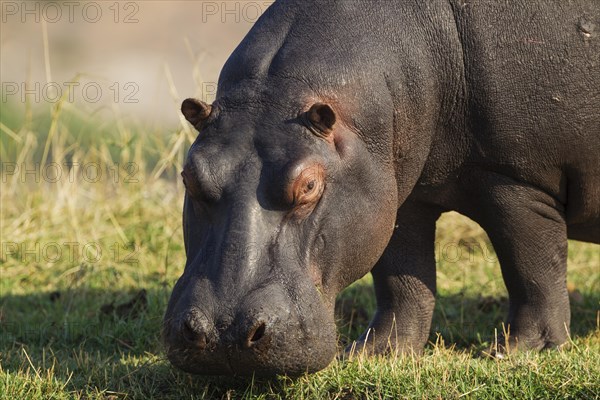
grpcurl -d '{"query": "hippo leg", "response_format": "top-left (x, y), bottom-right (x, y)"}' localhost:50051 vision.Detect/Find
top-left (468, 174), bottom-right (570, 352)
top-left (351, 199), bottom-right (442, 355)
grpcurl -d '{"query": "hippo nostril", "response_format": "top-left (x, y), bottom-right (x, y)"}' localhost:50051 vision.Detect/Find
top-left (245, 322), bottom-right (267, 347)
top-left (251, 323), bottom-right (266, 342)
top-left (181, 319), bottom-right (208, 350)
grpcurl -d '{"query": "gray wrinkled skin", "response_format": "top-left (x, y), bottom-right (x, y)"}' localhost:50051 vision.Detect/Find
top-left (163, 0), bottom-right (600, 376)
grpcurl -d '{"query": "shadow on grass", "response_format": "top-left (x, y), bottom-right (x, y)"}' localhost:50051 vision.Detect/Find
top-left (335, 279), bottom-right (599, 349)
top-left (0, 282), bottom-right (598, 398)
top-left (0, 287), bottom-right (290, 398)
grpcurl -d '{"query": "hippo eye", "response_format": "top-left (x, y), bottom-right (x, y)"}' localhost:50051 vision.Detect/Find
top-left (182, 171), bottom-right (220, 208)
top-left (181, 170), bottom-right (190, 189)
top-left (287, 164), bottom-right (325, 219)
top-left (305, 180), bottom-right (316, 193)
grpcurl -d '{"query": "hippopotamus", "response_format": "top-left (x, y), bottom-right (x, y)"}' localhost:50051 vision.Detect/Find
top-left (162, 0), bottom-right (600, 376)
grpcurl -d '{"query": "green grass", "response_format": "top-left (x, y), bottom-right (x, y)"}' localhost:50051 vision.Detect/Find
top-left (1, 100), bottom-right (599, 399)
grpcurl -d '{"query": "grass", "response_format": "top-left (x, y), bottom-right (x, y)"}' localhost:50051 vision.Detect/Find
top-left (1, 96), bottom-right (599, 399)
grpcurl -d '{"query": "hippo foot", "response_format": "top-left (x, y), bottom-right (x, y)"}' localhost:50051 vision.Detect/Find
top-left (483, 329), bottom-right (570, 359)
top-left (341, 327), bottom-right (425, 360)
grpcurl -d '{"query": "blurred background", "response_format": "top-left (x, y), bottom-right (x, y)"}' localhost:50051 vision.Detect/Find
top-left (2, 1), bottom-right (274, 126)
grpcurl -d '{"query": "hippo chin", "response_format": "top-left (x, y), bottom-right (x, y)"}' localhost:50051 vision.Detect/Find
top-left (164, 0), bottom-right (600, 376)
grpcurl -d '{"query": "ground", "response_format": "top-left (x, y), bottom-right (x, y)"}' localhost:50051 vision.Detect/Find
top-left (0, 101), bottom-right (598, 399)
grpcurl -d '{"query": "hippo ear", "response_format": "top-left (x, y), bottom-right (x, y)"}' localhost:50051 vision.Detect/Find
top-left (305, 103), bottom-right (336, 137)
top-left (181, 98), bottom-right (212, 130)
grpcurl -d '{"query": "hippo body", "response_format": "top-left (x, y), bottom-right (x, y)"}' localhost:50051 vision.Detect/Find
top-left (164, 0), bottom-right (600, 375)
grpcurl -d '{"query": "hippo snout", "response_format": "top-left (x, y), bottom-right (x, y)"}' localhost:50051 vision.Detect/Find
top-left (163, 283), bottom-right (338, 376)
top-left (177, 309), bottom-right (212, 350)
top-left (170, 309), bottom-right (272, 352)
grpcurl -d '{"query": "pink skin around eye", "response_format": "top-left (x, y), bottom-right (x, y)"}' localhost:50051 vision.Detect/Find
top-left (288, 164), bottom-right (325, 219)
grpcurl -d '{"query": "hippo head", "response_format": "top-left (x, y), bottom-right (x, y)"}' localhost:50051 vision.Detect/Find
top-left (163, 94), bottom-right (398, 376)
